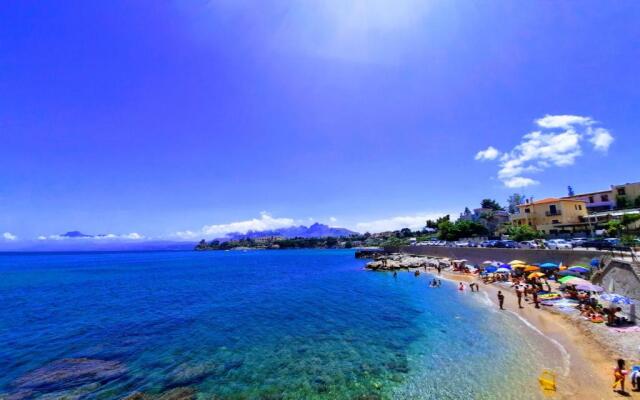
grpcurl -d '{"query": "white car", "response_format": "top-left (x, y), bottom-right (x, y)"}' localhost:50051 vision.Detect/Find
top-left (520, 240), bottom-right (539, 249)
top-left (546, 239), bottom-right (572, 250)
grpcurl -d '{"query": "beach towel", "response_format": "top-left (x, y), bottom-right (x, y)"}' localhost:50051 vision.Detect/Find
top-left (611, 326), bottom-right (640, 333)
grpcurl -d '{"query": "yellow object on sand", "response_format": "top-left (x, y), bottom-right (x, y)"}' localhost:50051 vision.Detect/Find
top-left (539, 369), bottom-right (556, 395)
top-left (525, 266), bottom-right (540, 272)
top-left (528, 272), bottom-right (545, 279)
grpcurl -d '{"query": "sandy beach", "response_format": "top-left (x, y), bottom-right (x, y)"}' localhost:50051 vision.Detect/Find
top-left (437, 268), bottom-right (632, 399)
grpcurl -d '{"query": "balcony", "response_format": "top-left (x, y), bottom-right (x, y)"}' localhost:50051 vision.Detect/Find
top-left (545, 210), bottom-right (562, 217)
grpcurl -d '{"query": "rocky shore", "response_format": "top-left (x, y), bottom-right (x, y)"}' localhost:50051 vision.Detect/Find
top-left (365, 253), bottom-right (449, 270)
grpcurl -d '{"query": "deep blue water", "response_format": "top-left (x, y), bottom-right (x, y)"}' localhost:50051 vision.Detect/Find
top-left (0, 250), bottom-right (563, 399)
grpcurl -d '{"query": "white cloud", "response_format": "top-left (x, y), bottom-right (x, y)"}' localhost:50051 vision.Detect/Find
top-left (475, 114), bottom-right (614, 188)
top-left (475, 146), bottom-right (500, 161)
top-left (589, 127), bottom-right (614, 152)
top-left (329, 217), bottom-right (338, 223)
top-left (175, 212), bottom-right (298, 240)
top-left (535, 114), bottom-right (594, 129)
top-left (3, 232), bottom-right (17, 241)
top-left (356, 213), bottom-right (449, 233)
top-left (503, 177), bottom-right (539, 188)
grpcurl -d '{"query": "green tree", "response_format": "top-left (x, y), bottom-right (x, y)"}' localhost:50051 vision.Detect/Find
top-left (507, 193), bottom-right (525, 214)
top-left (617, 195), bottom-right (630, 210)
top-left (325, 237), bottom-right (338, 247)
top-left (607, 220), bottom-right (623, 237)
top-left (635, 196), bottom-right (640, 208)
top-left (505, 225), bottom-right (542, 241)
top-left (383, 237), bottom-right (407, 247)
top-left (481, 199), bottom-right (504, 211)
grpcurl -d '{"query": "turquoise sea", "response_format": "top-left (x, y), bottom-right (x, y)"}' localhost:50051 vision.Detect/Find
top-left (0, 250), bottom-right (564, 399)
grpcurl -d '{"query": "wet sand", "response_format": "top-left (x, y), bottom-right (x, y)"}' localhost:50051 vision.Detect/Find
top-left (437, 268), bottom-right (626, 399)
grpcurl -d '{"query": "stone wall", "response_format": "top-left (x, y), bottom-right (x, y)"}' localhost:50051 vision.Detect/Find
top-left (593, 260), bottom-right (640, 300)
top-left (395, 245), bottom-right (604, 267)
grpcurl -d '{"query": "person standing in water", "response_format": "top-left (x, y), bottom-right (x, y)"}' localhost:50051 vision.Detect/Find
top-left (497, 291), bottom-right (505, 310)
top-left (393, 271), bottom-right (397, 279)
top-left (458, 282), bottom-right (464, 291)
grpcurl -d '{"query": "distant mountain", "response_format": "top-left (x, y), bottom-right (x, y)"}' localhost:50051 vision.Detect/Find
top-left (223, 223), bottom-right (357, 241)
top-left (61, 231), bottom-right (94, 238)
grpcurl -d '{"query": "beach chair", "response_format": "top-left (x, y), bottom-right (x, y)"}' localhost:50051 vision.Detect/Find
top-left (538, 369), bottom-right (556, 396)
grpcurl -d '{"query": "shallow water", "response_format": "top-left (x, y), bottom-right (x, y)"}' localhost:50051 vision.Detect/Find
top-left (0, 250), bottom-right (563, 399)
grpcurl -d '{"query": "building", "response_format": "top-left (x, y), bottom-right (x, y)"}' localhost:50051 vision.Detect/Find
top-left (252, 236), bottom-right (284, 244)
top-left (612, 182), bottom-right (640, 209)
top-left (563, 189), bottom-right (614, 213)
top-left (563, 182), bottom-right (640, 212)
top-left (510, 198), bottom-right (589, 235)
top-left (459, 207), bottom-right (510, 236)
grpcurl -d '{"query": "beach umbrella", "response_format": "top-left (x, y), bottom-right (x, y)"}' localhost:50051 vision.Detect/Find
top-left (528, 272), bottom-right (545, 279)
top-left (556, 270), bottom-right (580, 277)
top-left (509, 260), bottom-right (526, 265)
top-left (524, 265), bottom-right (540, 272)
top-left (482, 260), bottom-right (494, 265)
top-left (558, 276), bottom-right (580, 284)
top-left (513, 264), bottom-right (528, 269)
top-left (499, 264), bottom-right (512, 270)
top-left (485, 266), bottom-right (498, 273)
top-left (563, 277), bottom-right (590, 286)
top-left (496, 267), bottom-right (511, 273)
top-left (568, 266), bottom-right (590, 274)
top-left (575, 283), bottom-right (604, 292)
top-left (539, 262), bottom-right (558, 268)
top-left (600, 293), bottom-right (634, 305)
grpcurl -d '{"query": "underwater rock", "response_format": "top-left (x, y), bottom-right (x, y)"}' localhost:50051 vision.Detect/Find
top-left (167, 361), bottom-right (217, 386)
top-left (12, 358), bottom-right (126, 391)
top-left (156, 387), bottom-right (196, 400)
top-left (122, 387), bottom-right (195, 400)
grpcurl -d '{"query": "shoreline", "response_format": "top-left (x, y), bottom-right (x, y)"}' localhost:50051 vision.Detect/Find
top-left (431, 267), bottom-right (621, 399)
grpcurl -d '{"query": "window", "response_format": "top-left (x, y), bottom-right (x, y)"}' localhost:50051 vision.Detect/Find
top-left (549, 205), bottom-right (557, 215)
top-left (618, 187), bottom-right (627, 196)
top-left (552, 220), bottom-right (560, 224)
top-left (601, 194), bottom-right (609, 202)
top-left (525, 208), bottom-right (530, 213)
top-left (578, 205), bottom-right (582, 210)
top-left (588, 196), bottom-right (594, 203)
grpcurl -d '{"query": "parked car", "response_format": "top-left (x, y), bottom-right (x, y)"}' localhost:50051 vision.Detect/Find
top-left (519, 240), bottom-right (539, 249)
top-left (579, 239), bottom-right (616, 250)
top-left (570, 238), bottom-right (587, 248)
top-left (480, 240), bottom-right (499, 248)
top-left (546, 239), bottom-right (572, 250)
top-left (494, 240), bottom-right (519, 249)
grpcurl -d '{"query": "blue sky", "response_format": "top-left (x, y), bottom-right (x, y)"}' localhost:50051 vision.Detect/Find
top-left (1, 1), bottom-right (639, 245)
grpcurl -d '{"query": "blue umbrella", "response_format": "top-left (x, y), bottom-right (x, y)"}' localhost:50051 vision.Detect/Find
top-left (496, 267), bottom-right (511, 273)
top-left (540, 262), bottom-right (558, 268)
top-left (485, 266), bottom-right (498, 273)
top-left (499, 264), bottom-right (512, 270)
top-left (568, 266), bottom-right (589, 274)
top-left (557, 270), bottom-right (580, 276)
top-left (600, 293), bottom-right (634, 305)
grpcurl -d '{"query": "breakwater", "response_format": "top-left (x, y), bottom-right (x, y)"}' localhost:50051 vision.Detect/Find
top-left (393, 246), bottom-right (604, 266)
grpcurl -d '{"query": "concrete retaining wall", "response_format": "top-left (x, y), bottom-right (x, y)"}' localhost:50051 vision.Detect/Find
top-left (396, 246), bottom-right (604, 266)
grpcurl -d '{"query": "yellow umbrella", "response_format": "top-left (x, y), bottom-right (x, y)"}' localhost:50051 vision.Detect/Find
top-left (513, 264), bottom-right (528, 269)
top-left (509, 260), bottom-right (526, 265)
top-left (524, 265), bottom-right (540, 272)
top-left (528, 272), bottom-right (545, 279)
